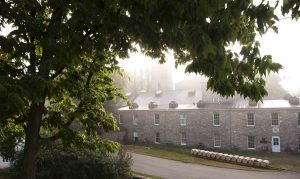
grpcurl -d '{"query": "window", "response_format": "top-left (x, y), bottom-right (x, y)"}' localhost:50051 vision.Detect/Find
top-left (273, 138), bottom-right (279, 146)
top-left (154, 114), bottom-right (160, 125)
top-left (271, 113), bottom-right (279, 126)
top-left (133, 114), bottom-right (138, 125)
top-left (248, 136), bottom-right (255, 149)
top-left (119, 114), bottom-right (123, 124)
top-left (181, 132), bottom-right (187, 145)
top-left (298, 113), bottom-right (300, 126)
top-left (247, 113), bottom-right (255, 126)
top-left (298, 137), bottom-right (300, 151)
top-left (133, 132), bottom-right (138, 142)
top-left (213, 113), bottom-right (220, 126)
top-left (180, 114), bottom-right (187, 126)
top-left (214, 135), bottom-right (221, 147)
top-left (155, 132), bottom-right (160, 144)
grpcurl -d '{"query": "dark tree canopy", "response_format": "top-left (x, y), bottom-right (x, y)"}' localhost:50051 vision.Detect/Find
top-left (0, 0), bottom-right (298, 179)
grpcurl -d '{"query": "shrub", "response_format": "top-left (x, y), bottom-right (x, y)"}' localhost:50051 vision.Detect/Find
top-left (13, 143), bottom-right (132, 179)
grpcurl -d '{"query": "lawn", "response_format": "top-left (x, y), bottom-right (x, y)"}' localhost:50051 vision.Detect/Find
top-left (124, 143), bottom-right (300, 172)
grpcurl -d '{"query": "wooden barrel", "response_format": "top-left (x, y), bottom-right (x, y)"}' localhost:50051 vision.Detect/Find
top-left (261, 160), bottom-right (270, 168)
top-left (191, 149), bottom-right (197, 155)
top-left (248, 158), bottom-right (256, 165)
top-left (241, 157), bottom-right (248, 164)
top-left (197, 150), bottom-right (203, 156)
top-left (215, 153), bottom-right (221, 159)
top-left (255, 159), bottom-right (263, 167)
top-left (231, 155), bottom-right (239, 162)
top-left (237, 156), bottom-right (243, 163)
top-left (220, 154), bottom-right (228, 160)
top-left (226, 155), bottom-right (233, 161)
top-left (210, 152), bottom-right (216, 159)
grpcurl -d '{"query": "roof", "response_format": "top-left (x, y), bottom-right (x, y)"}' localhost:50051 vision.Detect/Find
top-left (232, 100), bottom-right (300, 109)
top-left (118, 90), bottom-right (300, 111)
top-left (133, 89), bottom-right (202, 106)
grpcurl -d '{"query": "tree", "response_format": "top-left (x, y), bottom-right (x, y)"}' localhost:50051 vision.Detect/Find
top-left (0, 0), bottom-right (291, 178)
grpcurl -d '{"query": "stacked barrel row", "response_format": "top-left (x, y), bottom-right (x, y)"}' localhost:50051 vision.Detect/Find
top-left (191, 149), bottom-right (270, 168)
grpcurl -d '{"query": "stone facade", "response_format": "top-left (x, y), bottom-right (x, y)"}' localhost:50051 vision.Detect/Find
top-left (110, 90), bottom-right (300, 152)
top-left (117, 104), bottom-right (300, 152)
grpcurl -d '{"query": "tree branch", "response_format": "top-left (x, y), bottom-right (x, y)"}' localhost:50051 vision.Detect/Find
top-left (42, 60), bottom-right (96, 141)
top-left (50, 66), bottom-right (65, 79)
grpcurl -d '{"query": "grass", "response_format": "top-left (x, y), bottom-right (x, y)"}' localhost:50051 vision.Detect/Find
top-left (132, 171), bottom-right (163, 179)
top-left (124, 143), bottom-right (300, 172)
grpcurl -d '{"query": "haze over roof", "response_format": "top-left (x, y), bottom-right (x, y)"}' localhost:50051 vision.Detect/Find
top-left (118, 90), bottom-right (300, 111)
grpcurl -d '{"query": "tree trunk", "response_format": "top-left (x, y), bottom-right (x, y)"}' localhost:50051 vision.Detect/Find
top-left (22, 101), bottom-right (45, 179)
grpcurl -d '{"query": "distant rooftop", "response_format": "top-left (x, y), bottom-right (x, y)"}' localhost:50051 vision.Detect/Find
top-left (118, 90), bottom-right (300, 111)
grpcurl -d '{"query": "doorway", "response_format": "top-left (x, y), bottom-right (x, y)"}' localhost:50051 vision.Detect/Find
top-left (133, 132), bottom-right (139, 142)
top-left (272, 136), bottom-right (280, 152)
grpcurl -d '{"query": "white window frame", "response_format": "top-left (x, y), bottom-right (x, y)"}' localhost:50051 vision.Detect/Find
top-left (154, 114), bottom-right (160, 125)
top-left (214, 135), bottom-right (221, 147)
top-left (155, 132), bottom-right (160, 144)
top-left (247, 136), bottom-right (256, 149)
top-left (247, 113), bottom-right (255, 126)
top-left (133, 114), bottom-right (138, 125)
top-left (118, 114), bottom-right (123, 124)
top-left (271, 113), bottom-right (279, 126)
top-left (181, 132), bottom-right (187, 145)
top-left (213, 113), bottom-right (220, 126)
top-left (180, 114), bottom-right (187, 126)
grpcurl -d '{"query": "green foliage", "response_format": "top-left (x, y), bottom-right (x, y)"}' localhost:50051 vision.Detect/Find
top-left (0, 118), bottom-right (24, 162)
top-left (13, 143), bottom-right (132, 179)
top-left (282, 0), bottom-right (300, 20)
top-left (0, 0), bottom-right (298, 177)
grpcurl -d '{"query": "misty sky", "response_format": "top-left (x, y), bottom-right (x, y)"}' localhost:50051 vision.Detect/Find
top-left (121, 13), bottom-right (300, 95)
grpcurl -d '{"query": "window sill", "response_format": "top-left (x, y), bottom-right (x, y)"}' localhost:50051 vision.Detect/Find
top-left (154, 142), bottom-right (160, 144)
top-left (213, 125), bottom-right (220, 127)
top-left (247, 148), bottom-right (256, 150)
top-left (247, 125), bottom-right (255, 127)
top-left (181, 143), bottom-right (187, 146)
top-left (214, 146), bottom-right (221, 148)
top-left (154, 124), bottom-right (160, 126)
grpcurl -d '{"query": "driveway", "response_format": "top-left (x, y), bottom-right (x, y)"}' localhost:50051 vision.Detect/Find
top-left (131, 153), bottom-right (300, 179)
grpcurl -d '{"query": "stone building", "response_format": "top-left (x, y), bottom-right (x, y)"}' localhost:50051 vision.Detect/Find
top-left (117, 90), bottom-right (300, 152)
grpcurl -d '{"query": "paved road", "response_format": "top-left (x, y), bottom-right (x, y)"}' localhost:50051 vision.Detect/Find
top-left (131, 153), bottom-right (300, 179)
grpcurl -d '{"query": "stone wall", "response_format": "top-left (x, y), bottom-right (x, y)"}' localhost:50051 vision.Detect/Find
top-left (118, 108), bottom-right (300, 152)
